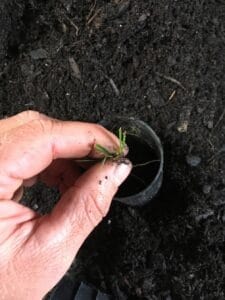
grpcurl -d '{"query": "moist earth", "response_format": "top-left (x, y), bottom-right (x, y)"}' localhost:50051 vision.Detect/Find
top-left (1, 1), bottom-right (225, 299)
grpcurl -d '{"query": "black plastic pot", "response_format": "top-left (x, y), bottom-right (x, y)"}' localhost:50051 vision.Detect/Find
top-left (49, 278), bottom-right (112, 300)
top-left (101, 117), bottom-right (164, 207)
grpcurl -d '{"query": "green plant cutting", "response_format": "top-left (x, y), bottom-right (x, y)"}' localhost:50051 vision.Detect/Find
top-left (74, 128), bottom-right (127, 165)
top-left (95, 127), bottom-right (127, 164)
top-left (76, 127), bottom-right (159, 168)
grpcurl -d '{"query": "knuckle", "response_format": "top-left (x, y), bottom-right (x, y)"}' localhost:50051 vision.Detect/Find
top-left (19, 110), bottom-right (41, 120)
top-left (26, 118), bottom-right (52, 134)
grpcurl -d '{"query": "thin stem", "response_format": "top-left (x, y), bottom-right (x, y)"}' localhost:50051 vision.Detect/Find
top-left (133, 159), bottom-right (160, 168)
top-left (75, 159), bottom-right (100, 163)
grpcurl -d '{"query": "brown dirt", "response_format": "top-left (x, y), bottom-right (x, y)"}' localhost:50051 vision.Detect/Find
top-left (1, 1), bottom-right (225, 299)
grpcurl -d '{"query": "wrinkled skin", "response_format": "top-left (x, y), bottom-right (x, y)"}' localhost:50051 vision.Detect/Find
top-left (0, 111), bottom-right (131, 300)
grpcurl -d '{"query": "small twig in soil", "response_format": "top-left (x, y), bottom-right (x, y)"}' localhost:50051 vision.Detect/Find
top-left (108, 78), bottom-right (120, 96)
top-left (102, 72), bottom-right (120, 96)
top-left (63, 14), bottom-right (79, 36)
top-left (213, 107), bottom-right (225, 130)
top-left (87, 8), bottom-right (101, 25)
top-left (156, 72), bottom-right (186, 90)
top-left (86, 0), bottom-right (97, 22)
top-left (207, 138), bottom-right (215, 151)
top-left (168, 90), bottom-right (176, 102)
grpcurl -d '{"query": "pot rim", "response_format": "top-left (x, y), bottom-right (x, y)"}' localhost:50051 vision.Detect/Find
top-left (101, 116), bottom-right (164, 206)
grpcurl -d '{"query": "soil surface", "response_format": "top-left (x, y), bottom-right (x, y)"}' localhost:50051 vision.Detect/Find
top-left (1, 1), bottom-right (225, 299)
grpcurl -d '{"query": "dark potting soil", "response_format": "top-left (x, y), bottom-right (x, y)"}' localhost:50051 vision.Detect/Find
top-left (117, 134), bottom-right (160, 197)
top-left (1, 1), bottom-right (225, 299)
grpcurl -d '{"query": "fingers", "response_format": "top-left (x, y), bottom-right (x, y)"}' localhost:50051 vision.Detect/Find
top-left (50, 160), bottom-right (132, 238)
top-left (0, 158), bottom-right (131, 298)
top-left (0, 200), bottom-right (37, 245)
top-left (40, 159), bottom-right (81, 193)
top-left (11, 160), bottom-right (80, 203)
top-left (26, 161), bottom-right (131, 292)
top-left (0, 118), bottom-right (119, 200)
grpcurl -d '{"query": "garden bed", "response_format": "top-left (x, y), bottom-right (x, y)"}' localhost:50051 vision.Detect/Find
top-left (1, 1), bottom-right (225, 299)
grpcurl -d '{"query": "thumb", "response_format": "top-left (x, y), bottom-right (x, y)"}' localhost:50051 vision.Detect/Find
top-left (29, 160), bottom-right (132, 293)
top-left (47, 160), bottom-right (132, 246)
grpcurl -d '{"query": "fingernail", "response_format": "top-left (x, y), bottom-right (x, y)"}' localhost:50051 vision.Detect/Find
top-left (113, 160), bottom-right (132, 186)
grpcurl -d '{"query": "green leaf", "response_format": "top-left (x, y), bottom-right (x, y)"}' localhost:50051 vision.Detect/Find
top-left (95, 144), bottom-right (113, 157)
top-left (94, 128), bottom-right (126, 164)
top-left (118, 127), bottom-right (122, 141)
top-left (122, 130), bottom-right (126, 148)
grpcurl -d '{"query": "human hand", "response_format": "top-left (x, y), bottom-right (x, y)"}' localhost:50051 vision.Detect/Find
top-left (0, 111), bottom-right (131, 299)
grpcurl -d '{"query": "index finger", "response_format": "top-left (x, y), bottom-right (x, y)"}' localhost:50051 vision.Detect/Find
top-left (0, 119), bottom-right (119, 199)
top-left (0, 110), bottom-right (49, 134)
